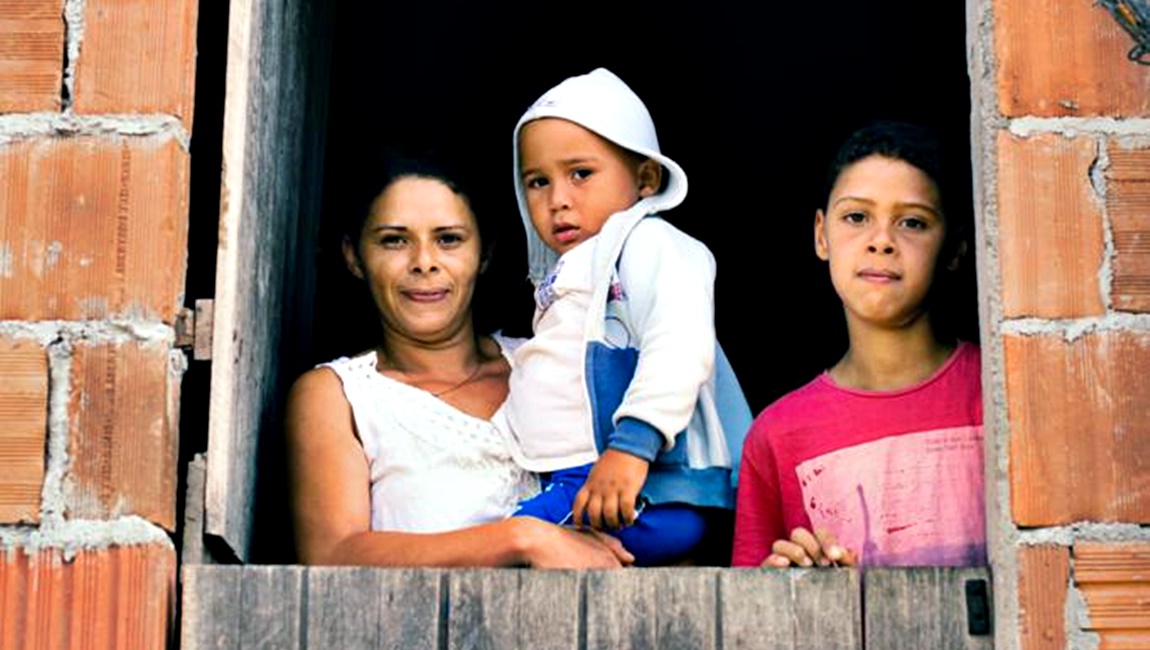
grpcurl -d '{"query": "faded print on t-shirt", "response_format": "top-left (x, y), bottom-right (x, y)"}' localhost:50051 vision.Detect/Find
top-left (796, 426), bottom-right (986, 567)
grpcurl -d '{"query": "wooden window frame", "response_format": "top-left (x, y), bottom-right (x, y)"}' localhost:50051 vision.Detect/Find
top-left (184, 4), bottom-right (994, 648)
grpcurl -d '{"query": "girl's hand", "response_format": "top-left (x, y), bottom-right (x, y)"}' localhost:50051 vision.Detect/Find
top-left (572, 449), bottom-right (650, 530)
top-left (761, 527), bottom-right (857, 568)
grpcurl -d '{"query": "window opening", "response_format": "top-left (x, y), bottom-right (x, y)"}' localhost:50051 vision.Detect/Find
top-left (186, 0), bottom-right (981, 566)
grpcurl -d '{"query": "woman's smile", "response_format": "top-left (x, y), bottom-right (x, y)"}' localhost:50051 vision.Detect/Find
top-left (402, 287), bottom-right (450, 302)
top-left (346, 176), bottom-right (483, 344)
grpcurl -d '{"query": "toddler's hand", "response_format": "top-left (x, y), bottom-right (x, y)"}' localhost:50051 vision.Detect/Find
top-left (762, 527), bottom-right (857, 568)
top-left (572, 449), bottom-right (649, 530)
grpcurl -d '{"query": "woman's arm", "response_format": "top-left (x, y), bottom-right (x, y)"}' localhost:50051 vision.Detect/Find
top-left (285, 368), bottom-right (632, 567)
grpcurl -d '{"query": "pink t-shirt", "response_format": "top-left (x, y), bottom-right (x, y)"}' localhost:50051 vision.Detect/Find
top-left (731, 342), bottom-right (985, 568)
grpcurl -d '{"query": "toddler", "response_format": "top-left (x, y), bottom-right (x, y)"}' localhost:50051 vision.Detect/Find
top-left (500, 68), bottom-right (751, 566)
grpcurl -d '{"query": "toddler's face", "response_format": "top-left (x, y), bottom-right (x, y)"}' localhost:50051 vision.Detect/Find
top-left (519, 118), bottom-right (656, 255)
top-left (815, 154), bottom-right (950, 331)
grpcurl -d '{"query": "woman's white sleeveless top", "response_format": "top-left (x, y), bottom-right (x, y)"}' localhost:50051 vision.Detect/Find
top-left (321, 348), bottom-right (539, 533)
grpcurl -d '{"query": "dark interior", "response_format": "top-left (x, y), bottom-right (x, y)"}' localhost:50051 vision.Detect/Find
top-left (313, 0), bottom-right (980, 413)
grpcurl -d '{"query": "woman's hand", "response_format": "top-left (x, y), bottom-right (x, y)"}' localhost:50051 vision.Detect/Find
top-left (515, 517), bottom-right (634, 568)
top-left (572, 449), bottom-right (650, 530)
top-left (761, 527), bottom-right (857, 568)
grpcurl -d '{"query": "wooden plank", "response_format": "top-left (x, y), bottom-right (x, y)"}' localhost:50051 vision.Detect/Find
top-left (866, 569), bottom-right (943, 649)
top-left (205, 0), bottom-right (332, 561)
top-left (193, 299), bottom-right (214, 361)
top-left (791, 569), bottom-right (861, 650)
top-left (180, 565), bottom-right (242, 650)
top-left (585, 569), bottom-right (658, 650)
top-left (180, 566), bottom-right (1005, 650)
top-left (240, 566), bottom-right (305, 649)
top-left (180, 453), bottom-right (209, 565)
top-left (448, 570), bottom-right (520, 650)
top-left (653, 568), bottom-right (718, 650)
top-left (581, 568), bottom-right (722, 649)
top-left (721, 569), bottom-right (801, 649)
top-left (865, 567), bottom-right (993, 650)
top-left (307, 567), bottom-right (384, 648)
top-left (304, 567), bottom-right (442, 649)
top-left (513, 570), bottom-right (581, 650)
top-left (174, 306), bottom-right (196, 349)
top-left (377, 569), bottom-right (443, 650)
top-left (721, 569), bottom-right (862, 650)
top-left (446, 569), bottom-right (582, 650)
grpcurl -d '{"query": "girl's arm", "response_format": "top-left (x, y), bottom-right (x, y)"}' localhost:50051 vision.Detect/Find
top-left (285, 368), bottom-right (632, 568)
top-left (730, 418), bottom-right (786, 567)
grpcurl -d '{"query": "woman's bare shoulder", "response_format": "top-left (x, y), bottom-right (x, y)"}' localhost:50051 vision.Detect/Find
top-left (289, 365), bottom-right (343, 401)
top-left (285, 365), bottom-right (354, 439)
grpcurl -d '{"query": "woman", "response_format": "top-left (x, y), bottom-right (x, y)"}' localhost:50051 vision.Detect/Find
top-left (285, 153), bottom-right (632, 567)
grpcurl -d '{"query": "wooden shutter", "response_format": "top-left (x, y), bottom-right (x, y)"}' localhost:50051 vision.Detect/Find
top-left (204, 0), bottom-right (332, 562)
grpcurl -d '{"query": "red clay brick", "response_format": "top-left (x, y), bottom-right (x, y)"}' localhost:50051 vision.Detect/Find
top-left (1075, 543), bottom-right (1150, 648)
top-left (0, 338), bottom-right (47, 524)
top-left (1076, 577), bottom-right (1150, 623)
top-left (0, 542), bottom-right (174, 649)
top-left (72, 0), bottom-right (198, 127)
top-left (67, 341), bottom-right (179, 531)
top-left (1076, 542), bottom-right (1150, 583)
top-left (995, 0), bottom-right (1150, 117)
top-left (1097, 633), bottom-right (1150, 650)
top-left (1006, 331), bottom-right (1150, 526)
top-left (1106, 143), bottom-right (1150, 312)
top-left (998, 132), bottom-right (1106, 318)
top-left (0, 1), bottom-right (65, 112)
top-left (0, 135), bottom-right (190, 323)
top-left (1018, 545), bottom-right (1068, 650)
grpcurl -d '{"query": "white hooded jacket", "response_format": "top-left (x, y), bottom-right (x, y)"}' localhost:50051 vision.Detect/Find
top-left (510, 68), bottom-right (751, 508)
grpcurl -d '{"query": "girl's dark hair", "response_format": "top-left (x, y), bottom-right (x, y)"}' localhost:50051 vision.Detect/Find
top-left (825, 121), bottom-right (944, 208)
top-left (342, 147), bottom-right (494, 262)
top-left (825, 120), bottom-right (971, 250)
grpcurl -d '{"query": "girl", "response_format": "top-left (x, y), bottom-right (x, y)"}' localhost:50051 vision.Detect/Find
top-left (732, 122), bottom-right (984, 569)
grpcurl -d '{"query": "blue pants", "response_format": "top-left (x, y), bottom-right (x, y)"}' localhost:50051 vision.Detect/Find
top-left (512, 463), bottom-right (706, 566)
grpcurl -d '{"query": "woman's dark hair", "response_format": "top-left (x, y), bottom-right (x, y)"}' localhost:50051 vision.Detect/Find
top-left (342, 147), bottom-right (495, 263)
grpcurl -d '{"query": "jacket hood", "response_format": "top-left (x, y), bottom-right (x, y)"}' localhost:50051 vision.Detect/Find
top-left (513, 68), bottom-right (689, 286)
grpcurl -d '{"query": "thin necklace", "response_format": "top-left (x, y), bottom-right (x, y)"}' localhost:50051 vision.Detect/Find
top-left (378, 348), bottom-right (485, 398)
top-left (430, 361), bottom-right (484, 398)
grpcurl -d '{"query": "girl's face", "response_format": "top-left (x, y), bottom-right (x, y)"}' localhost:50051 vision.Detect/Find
top-left (815, 154), bottom-right (954, 331)
top-left (344, 176), bottom-right (483, 346)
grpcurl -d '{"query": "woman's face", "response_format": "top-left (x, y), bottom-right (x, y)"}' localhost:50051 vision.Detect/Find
top-left (344, 176), bottom-right (483, 346)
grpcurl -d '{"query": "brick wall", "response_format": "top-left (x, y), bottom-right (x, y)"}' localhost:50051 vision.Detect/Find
top-left (1, 0), bottom-right (1147, 648)
top-left (975, 1), bottom-right (1150, 648)
top-left (0, 0), bottom-right (197, 647)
